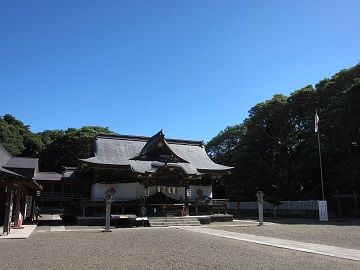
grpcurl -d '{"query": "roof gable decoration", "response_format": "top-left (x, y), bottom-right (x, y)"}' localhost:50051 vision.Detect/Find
top-left (131, 130), bottom-right (189, 163)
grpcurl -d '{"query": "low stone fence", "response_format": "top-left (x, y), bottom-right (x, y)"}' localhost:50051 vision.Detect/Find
top-left (228, 200), bottom-right (320, 218)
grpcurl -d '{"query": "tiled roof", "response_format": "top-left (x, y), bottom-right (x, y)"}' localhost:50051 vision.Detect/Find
top-left (4, 157), bottom-right (39, 169)
top-left (80, 132), bottom-right (233, 175)
top-left (0, 144), bottom-right (41, 190)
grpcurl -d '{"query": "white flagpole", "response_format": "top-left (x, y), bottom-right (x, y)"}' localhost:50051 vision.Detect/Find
top-left (315, 111), bottom-right (325, 201)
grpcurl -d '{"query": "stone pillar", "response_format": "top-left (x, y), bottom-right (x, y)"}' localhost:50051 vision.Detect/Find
top-left (104, 199), bottom-right (112, 232)
top-left (256, 191), bottom-right (264, 226)
top-left (103, 187), bottom-right (114, 232)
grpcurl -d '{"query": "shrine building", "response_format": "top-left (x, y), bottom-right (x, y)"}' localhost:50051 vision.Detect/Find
top-left (37, 131), bottom-right (233, 219)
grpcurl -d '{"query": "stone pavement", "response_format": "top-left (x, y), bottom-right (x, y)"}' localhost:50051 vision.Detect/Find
top-left (0, 224), bottom-right (37, 239)
top-left (4, 216), bottom-right (360, 263)
top-left (178, 226), bottom-right (360, 262)
top-left (2, 226), bottom-right (359, 270)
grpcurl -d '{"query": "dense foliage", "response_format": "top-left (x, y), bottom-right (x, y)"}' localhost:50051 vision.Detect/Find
top-left (207, 64), bottom-right (360, 201)
top-left (38, 126), bottom-right (113, 171)
top-left (0, 114), bottom-right (44, 157)
top-left (0, 115), bottom-right (112, 171)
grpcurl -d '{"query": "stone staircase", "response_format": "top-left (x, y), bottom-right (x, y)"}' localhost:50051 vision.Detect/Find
top-left (148, 216), bottom-right (202, 227)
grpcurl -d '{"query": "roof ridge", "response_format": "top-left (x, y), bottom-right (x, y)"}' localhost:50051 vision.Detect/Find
top-left (96, 133), bottom-right (203, 146)
top-left (10, 157), bottom-right (39, 160)
top-left (36, 171), bottom-right (61, 174)
top-left (0, 144), bottom-right (12, 158)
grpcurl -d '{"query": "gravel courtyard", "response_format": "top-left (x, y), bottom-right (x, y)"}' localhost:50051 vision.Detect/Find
top-left (210, 220), bottom-right (360, 249)
top-left (1, 222), bottom-right (360, 270)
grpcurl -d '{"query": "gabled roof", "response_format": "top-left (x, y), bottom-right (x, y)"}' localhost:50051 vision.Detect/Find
top-left (4, 157), bottom-right (39, 169)
top-left (0, 145), bottom-right (22, 178)
top-left (131, 130), bottom-right (188, 163)
top-left (0, 144), bottom-right (42, 190)
top-left (80, 131), bottom-right (233, 175)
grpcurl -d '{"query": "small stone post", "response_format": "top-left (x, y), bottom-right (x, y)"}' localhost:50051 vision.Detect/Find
top-left (256, 191), bottom-right (265, 226)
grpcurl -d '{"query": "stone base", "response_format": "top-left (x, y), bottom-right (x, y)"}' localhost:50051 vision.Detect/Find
top-left (210, 214), bottom-right (233, 222)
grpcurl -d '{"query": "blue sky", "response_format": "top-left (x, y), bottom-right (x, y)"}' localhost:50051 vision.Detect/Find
top-left (1, 0), bottom-right (359, 142)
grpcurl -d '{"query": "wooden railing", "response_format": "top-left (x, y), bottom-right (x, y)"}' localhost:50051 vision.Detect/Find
top-left (39, 192), bottom-right (82, 200)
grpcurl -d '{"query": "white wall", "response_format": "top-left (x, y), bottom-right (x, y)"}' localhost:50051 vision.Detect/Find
top-left (91, 182), bottom-right (144, 202)
top-left (91, 182), bottom-right (212, 203)
top-left (162, 185), bottom-right (212, 202)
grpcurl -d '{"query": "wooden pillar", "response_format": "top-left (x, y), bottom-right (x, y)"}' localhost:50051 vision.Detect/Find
top-left (353, 190), bottom-right (358, 216)
top-left (14, 186), bottom-right (22, 227)
top-left (336, 189), bottom-right (341, 217)
top-left (184, 181), bottom-right (189, 216)
top-left (51, 182), bottom-right (54, 195)
top-left (211, 177), bottom-right (214, 215)
top-left (30, 196), bottom-right (36, 221)
top-left (92, 168), bottom-right (99, 198)
top-left (143, 176), bottom-right (148, 216)
top-left (3, 185), bottom-right (14, 235)
top-left (20, 190), bottom-right (26, 222)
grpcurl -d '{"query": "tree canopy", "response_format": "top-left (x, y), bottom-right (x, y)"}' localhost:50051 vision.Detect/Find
top-left (0, 114), bottom-right (43, 157)
top-left (207, 64), bottom-right (360, 201)
top-left (0, 116), bottom-right (113, 171)
top-left (38, 126), bottom-right (113, 171)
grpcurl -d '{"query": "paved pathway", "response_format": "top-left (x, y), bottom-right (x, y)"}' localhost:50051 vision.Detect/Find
top-left (50, 225), bottom-right (65, 232)
top-left (0, 225), bottom-right (37, 239)
top-left (179, 226), bottom-right (360, 262)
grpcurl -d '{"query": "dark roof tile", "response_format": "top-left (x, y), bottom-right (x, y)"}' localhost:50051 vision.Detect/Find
top-left (4, 157), bottom-right (39, 169)
top-left (80, 132), bottom-right (233, 175)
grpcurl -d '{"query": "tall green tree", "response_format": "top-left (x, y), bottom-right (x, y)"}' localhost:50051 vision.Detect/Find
top-left (0, 114), bottom-right (43, 156)
top-left (207, 63), bottom-right (360, 202)
top-left (39, 126), bottom-right (113, 171)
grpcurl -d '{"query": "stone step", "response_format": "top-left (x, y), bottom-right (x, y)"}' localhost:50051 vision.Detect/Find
top-left (149, 219), bottom-right (199, 223)
top-left (150, 220), bottom-right (201, 225)
top-left (149, 217), bottom-right (199, 222)
top-left (148, 217), bottom-right (202, 227)
top-left (150, 221), bottom-right (201, 227)
top-left (149, 220), bottom-right (200, 224)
